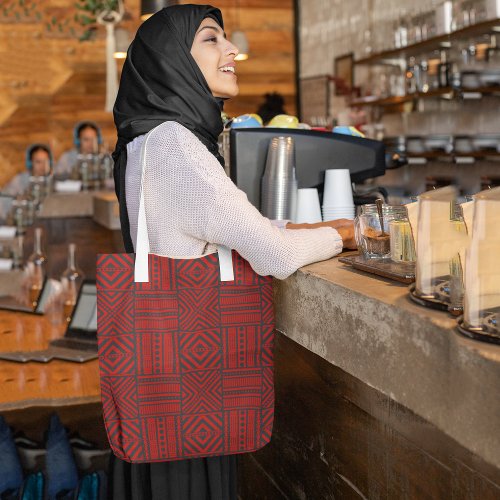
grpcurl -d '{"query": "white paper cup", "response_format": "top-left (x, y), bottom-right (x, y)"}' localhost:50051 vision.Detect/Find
top-left (322, 206), bottom-right (355, 221)
top-left (322, 207), bottom-right (356, 214)
top-left (322, 207), bottom-right (356, 212)
top-left (323, 169), bottom-right (354, 207)
top-left (323, 212), bottom-right (355, 217)
top-left (295, 188), bottom-right (322, 223)
top-left (323, 213), bottom-right (355, 221)
top-left (323, 207), bottom-right (356, 212)
top-left (323, 208), bottom-right (354, 214)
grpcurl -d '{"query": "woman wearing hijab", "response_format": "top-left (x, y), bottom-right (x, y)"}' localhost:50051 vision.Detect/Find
top-left (110, 5), bottom-right (355, 499)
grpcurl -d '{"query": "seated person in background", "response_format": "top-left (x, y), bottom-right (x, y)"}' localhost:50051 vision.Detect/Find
top-left (54, 121), bottom-right (102, 177)
top-left (256, 92), bottom-right (287, 125)
top-left (3, 144), bottom-right (52, 196)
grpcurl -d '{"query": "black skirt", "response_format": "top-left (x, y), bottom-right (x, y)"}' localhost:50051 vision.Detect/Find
top-left (108, 454), bottom-right (238, 500)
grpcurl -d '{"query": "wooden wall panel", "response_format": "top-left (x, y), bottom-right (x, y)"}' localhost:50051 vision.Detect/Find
top-left (0, 0), bottom-right (295, 187)
top-left (180, 0), bottom-right (296, 119)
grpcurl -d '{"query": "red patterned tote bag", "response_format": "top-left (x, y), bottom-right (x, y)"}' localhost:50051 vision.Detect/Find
top-left (96, 129), bottom-right (275, 463)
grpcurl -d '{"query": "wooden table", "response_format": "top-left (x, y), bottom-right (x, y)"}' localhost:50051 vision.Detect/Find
top-left (0, 217), bottom-right (123, 412)
top-left (0, 310), bottom-right (101, 411)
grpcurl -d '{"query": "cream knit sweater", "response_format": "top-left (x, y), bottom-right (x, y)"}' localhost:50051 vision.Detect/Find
top-left (125, 121), bottom-right (342, 280)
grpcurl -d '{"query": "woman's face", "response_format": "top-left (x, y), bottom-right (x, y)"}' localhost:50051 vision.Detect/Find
top-left (79, 126), bottom-right (99, 154)
top-left (191, 18), bottom-right (239, 99)
top-left (31, 149), bottom-right (51, 176)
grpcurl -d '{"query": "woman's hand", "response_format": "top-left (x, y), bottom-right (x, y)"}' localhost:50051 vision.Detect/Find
top-left (286, 219), bottom-right (357, 250)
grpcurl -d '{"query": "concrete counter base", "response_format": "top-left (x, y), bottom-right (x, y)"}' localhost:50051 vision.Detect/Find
top-left (274, 256), bottom-right (500, 470)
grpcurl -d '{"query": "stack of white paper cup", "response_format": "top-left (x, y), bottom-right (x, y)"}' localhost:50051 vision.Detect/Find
top-left (322, 169), bottom-right (355, 221)
top-left (295, 188), bottom-right (322, 223)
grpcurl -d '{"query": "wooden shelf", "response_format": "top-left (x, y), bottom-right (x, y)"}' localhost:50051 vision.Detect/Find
top-left (351, 86), bottom-right (500, 107)
top-left (351, 87), bottom-right (453, 107)
top-left (404, 151), bottom-right (500, 163)
top-left (355, 18), bottom-right (500, 65)
top-left (460, 86), bottom-right (500, 96)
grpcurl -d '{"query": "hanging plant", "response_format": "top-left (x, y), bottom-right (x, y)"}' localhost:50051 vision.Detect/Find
top-left (0, 0), bottom-right (40, 24)
top-left (74, 0), bottom-right (119, 40)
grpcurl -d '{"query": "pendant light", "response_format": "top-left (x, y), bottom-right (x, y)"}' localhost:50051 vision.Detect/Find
top-left (96, 2), bottom-right (124, 112)
top-left (231, 0), bottom-right (249, 61)
top-left (232, 31), bottom-right (249, 61)
top-left (141, 0), bottom-right (177, 21)
top-left (113, 28), bottom-right (130, 59)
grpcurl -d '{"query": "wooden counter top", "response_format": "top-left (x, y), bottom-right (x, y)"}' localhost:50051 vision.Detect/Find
top-left (274, 256), bottom-right (500, 469)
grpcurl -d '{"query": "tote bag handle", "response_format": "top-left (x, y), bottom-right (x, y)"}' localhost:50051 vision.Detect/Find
top-left (134, 128), bottom-right (234, 283)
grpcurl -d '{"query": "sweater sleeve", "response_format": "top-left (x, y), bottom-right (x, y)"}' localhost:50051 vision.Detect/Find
top-left (146, 123), bottom-right (343, 280)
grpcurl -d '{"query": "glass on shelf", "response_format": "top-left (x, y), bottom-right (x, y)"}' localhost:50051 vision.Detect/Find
top-left (406, 57), bottom-right (421, 94)
top-left (419, 60), bottom-right (430, 93)
top-left (61, 243), bottom-right (85, 322)
top-left (393, 9), bottom-right (408, 49)
top-left (26, 227), bottom-right (47, 307)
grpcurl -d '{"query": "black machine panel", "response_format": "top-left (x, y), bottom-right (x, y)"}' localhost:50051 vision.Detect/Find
top-left (229, 128), bottom-right (386, 208)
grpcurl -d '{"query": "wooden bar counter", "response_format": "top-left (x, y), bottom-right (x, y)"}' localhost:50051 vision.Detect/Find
top-left (240, 257), bottom-right (500, 499)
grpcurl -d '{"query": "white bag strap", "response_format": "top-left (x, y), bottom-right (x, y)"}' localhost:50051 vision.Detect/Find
top-left (134, 128), bottom-right (234, 283)
top-left (217, 245), bottom-right (234, 282)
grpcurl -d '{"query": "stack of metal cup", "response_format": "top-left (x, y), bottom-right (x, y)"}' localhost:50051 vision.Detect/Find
top-left (260, 136), bottom-right (298, 221)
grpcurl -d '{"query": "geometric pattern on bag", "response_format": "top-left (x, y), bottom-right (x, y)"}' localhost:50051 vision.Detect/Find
top-left (97, 250), bottom-right (275, 463)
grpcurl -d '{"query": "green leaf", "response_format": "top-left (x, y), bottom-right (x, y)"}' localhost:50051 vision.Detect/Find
top-left (79, 29), bottom-right (92, 41)
top-left (80, 14), bottom-right (95, 25)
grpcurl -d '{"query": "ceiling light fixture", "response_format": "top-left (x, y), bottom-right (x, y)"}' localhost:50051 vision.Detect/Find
top-left (231, 0), bottom-right (249, 61)
top-left (232, 30), bottom-right (249, 61)
top-left (96, 1), bottom-right (124, 112)
top-left (141, 0), bottom-right (177, 21)
top-left (113, 27), bottom-right (130, 59)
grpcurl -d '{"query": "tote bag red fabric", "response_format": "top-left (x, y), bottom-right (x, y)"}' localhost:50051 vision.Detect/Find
top-left (96, 129), bottom-right (275, 463)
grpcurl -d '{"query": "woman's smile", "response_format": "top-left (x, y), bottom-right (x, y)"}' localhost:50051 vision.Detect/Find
top-left (191, 18), bottom-right (240, 98)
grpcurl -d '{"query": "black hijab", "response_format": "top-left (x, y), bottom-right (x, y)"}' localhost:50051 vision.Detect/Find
top-left (112, 4), bottom-right (225, 252)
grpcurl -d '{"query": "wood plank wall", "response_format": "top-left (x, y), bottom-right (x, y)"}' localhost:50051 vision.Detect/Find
top-left (0, 0), bottom-right (295, 187)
